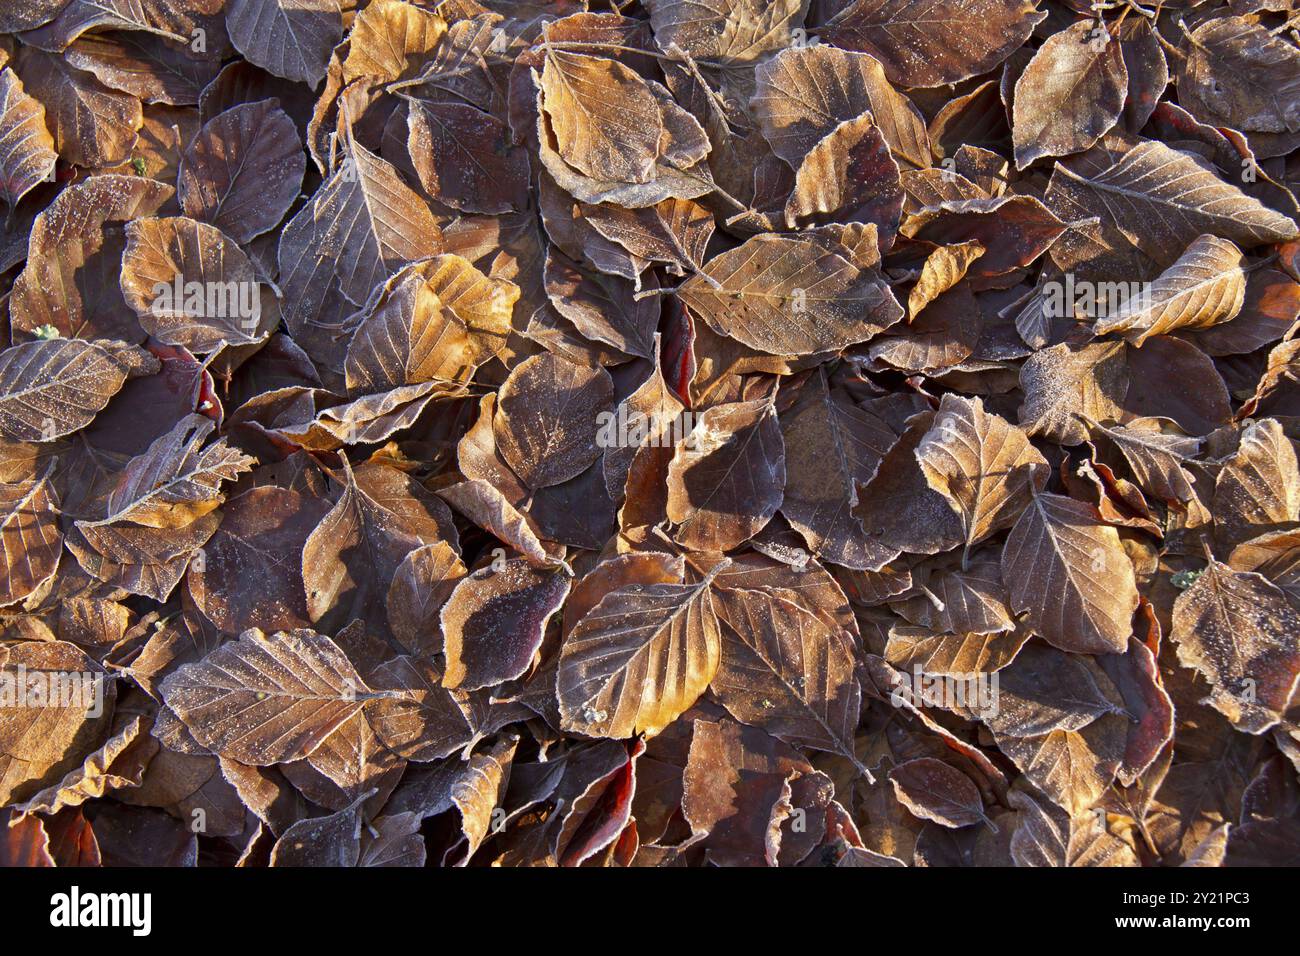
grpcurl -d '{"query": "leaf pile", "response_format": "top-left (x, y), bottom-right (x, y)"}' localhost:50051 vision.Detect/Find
top-left (1, 0), bottom-right (1300, 868)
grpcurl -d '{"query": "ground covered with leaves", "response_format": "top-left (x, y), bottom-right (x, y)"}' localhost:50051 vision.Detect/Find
top-left (0, 0), bottom-right (1299, 868)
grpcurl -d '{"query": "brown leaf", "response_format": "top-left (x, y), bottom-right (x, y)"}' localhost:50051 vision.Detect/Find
top-left (0, 641), bottom-right (114, 805)
top-left (161, 628), bottom-right (373, 765)
top-left (646, 0), bottom-right (805, 70)
top-left (301, 460), bottom-right (458, 633)
top-left (752, 44), bottom-right (931, 170)
top-left (679, 234), bottom-right (903, 355)
top-left (441, 559), bottom-right (569, 691)
top-left (386, 540), bottom-right (466, 657)
top-left (67, 509), bottom-right (220, 601)
top-left (890, 560), bottom-right (1017, 636)
top-left (11, 175), bottom-right (173, 342)
top-left (818, 0), bottom-right (1045, 88)
top-left (270, 790), bottom-right (368, 866)
top-left (226, 0), bottom-right (342, 87)
top-left (1094, 235), bottom-right (1245, 345)
top-left (0, 468), bottom-right (62, 607)
top-left (178, 100), bottom-right (306, 244)
top-left (187, 485), bottom-right (331, 635)
top-left (1178, 15), bottom-right (1300, 135)
top-left (277, 139), bottom-right (443, 342)
top-left (344, 272), bottom-right (479, 391)
top-left (975, 642), bottom-right (1126, 737)
top-left (1018, 341), bottom-right (1128, 445)
top-left (494, 352), bottom-right (614, 490)
top-left (885, 624), bottom-right (1027, 676)
top-left (14, 46), bottom-right (142, 167)
top-left (540, 50), bottom-right (663, 185)
top-left (22, 0), bottom-right (215, 52)
top-left (438, 479), bottom-right (563, 569)
top-left (581, 197), bottom-right (714, 277)
top-left (995, 713), bottom-right (1128, 817)
top-left (544, 252), bottom-right (660, 360)
top-left (1213, 417), bottom-right (1300, 554)
top-left (900, 195), bottom-right (1066, 277)
top-left (681, 715), bottom-right (814, 866)
top-left (907, 240), bottom-right (984, 320)
top-left (1002, 492), bottom-right (1140, 654)
top-left (268, 381), bottom-right (463, 452)
top-left (0, 810), bottom-right (54, 866)
top-left (12, 715), bottom-right (152, 816)
top-left (0, 67), bottom-right (57, 210)
top-left (121, 216), bottom-right (267, 352)
top-left (711, 585), bottom-right (864, 768)
top-left (0, 339), bottom-right (158, 443)
top-left (1008, 787), bottom-right (1139, 866)
top-left (888, 757), bottom-right (992, 830)
top-left (601, 357), bottom-right (687, 506)
top-left (1229, 529), bottom-right (1300, 606)
top-left (667, 398), bottom-right (785, 552)
top-left (558, 567), bottom-right (724, 739)
top-left (778, 369), bottom-right (896, 569)
top-left (1051, 140), bottom-right (1298, 262)
top-left (866, 280), bottom-right (981, 373)
top-left (915, 393), bottom-right (1049, 560)
top-left (77, 414), bottom-right (253, 529)
top-left (64, 31), bottom-right (221, 107)
top-left (784, 112), bottom-right (904, 240)
top-left (408, 99), bottom-right (530, 214)
top-left (364, 656), bottom-right (474, 762)
top-left (0, 1), bottom-right (66, 33)
top-left (1090, 416), bottom-right (1200, 505)
top-left (444, 735), bottom-right (518, 865)
top-left (1171, 559), bottom-right (1300, 735)
top-left (1012, 21), bottom-right (1128, 170)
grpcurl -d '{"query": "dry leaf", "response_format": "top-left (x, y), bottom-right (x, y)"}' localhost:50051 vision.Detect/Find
top-left (0, 469), bottom-right (62, 607)
top-left (226, 0), bottom-right (342, 87)
top-left (1052, 140), bottom-right (1299, 262)
top-left (0, 339), bottom-right (158, 442)
top-left (178, 99), bottom-right (306, 243)
top-left (1093, 235), bottom-right (1245, 345)
top-left (752, 44), bottom-right (931, 170)
top-left (677, 235), bottom-right (903, 355)
top-left (494, 352), bottom-right (614, 490)
top-left (1012, 21), bottom-right (1128, 170)
top-left (915, 394), bottom-right (1049, 561)
top-left (558, 568), bottom-right (725, 739)
top-left (1171, 559), bottom-right (1300, 735)
top-left (818, 0), bottom-right (1045, 88)
top-left (161, 628), bottom-right (373, 766)
top-left (888, 757), bottom-right (993, 830)
top-left (0, 67), bottom-right (57, 210)
top-left (120, 216), bottom-right (267, 352)
top-left (711, 585), bottom-right (863, 767)
top-left (667, 398), bottom-right (785, 552)
top-left (441, 559), bottom-right (569, 691)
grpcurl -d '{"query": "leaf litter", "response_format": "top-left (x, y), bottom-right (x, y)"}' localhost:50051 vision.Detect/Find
top-left (0, 0), bottom-right (1298, 869)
